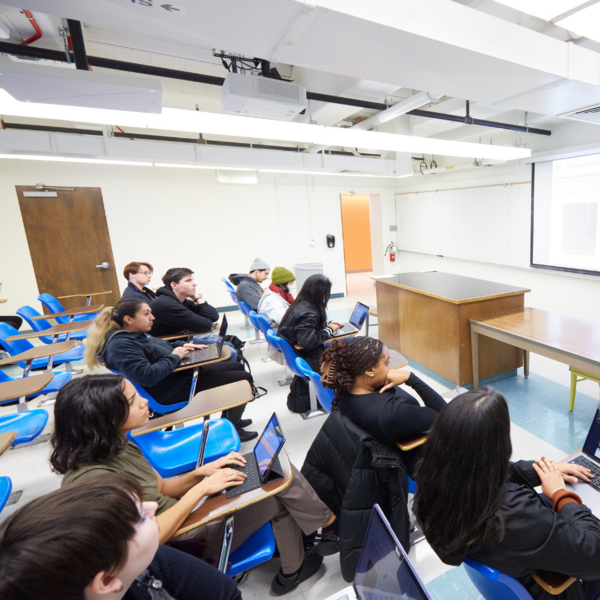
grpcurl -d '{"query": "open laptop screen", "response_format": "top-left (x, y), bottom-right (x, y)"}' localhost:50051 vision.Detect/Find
top-left (583, 403), bottom-right (600, 459)
top-left (254, 413), bottom-right (285, 481)
top-left (349, 302), bottom-right (370, 329)
top-left (354, 506), bottom-right (431, 600)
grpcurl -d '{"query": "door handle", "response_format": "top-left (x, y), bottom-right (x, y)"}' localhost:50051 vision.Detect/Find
top-left (96, 262), bottom-right (109, 269)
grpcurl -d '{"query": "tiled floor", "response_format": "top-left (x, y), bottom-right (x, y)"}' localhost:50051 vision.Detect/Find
top-left (1, 283), bottom-right (598, 600)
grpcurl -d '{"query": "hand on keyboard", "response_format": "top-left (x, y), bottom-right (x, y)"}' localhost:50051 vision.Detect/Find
top-left (201, 468), bottom-right (246, 496)
top-left (197, 452), bottom-right (246, 477)
top-left (557, 458), bottom-right (593, 483)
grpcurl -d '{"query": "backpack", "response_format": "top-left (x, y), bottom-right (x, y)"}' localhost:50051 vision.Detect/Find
top-left (287, 375), bottom-right (310, 414)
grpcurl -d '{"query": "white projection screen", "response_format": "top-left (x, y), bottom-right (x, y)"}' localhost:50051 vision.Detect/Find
top-left (532, 154), bottom-right (600, 275)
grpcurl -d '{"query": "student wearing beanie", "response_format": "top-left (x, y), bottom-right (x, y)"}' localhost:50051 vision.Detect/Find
top-left (258, 266), bottom-right (296, 325)
top-left (228, 257), bottom-right (270, 312)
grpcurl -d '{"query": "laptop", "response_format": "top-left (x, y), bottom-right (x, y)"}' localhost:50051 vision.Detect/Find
top-left (324, 504), bottom-right (432, 600)
top-left (177, 314), bottom-right (228, 367)
top-left (333, 302), bottom-right (370, 337)
top-left (565, 402), bottom-right (600, 514)
top-left (226, 412), bottom-right (286, 499)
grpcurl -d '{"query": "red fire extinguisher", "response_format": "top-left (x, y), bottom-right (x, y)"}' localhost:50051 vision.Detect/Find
top-left (385, 242), bottom-right (396, 262)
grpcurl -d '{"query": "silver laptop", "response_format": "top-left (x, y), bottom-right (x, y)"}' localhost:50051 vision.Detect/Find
top-left (333, 302), bottom-right (370, 337)
top-left (323, 504), bottom-right (432, 600)
top-left (565, 402), bottom-right (600, 514)
top-left (178, 315), bottom-right (228, 367)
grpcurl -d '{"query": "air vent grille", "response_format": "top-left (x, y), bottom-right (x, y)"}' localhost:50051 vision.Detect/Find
top-left (561, 104), bottom-right (600, 125)
top-left (256, 77), bottom-right (301, 103)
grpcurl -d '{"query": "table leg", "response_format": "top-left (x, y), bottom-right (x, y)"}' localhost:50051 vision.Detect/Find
top-left (569, 371), bottom-right (577, 412)
top-left (18, 359), bottom-right (34, 411)
top-left (523, 350), bottom-right (530, 379)
top-left (86, 296), bottom-right (92, 306)
top-left (196, 417), bottom-right (211, 468)
top-left (218, 516), bottom-right (235, 573)
top-left (471, 328), bottom-right (479, 390)
top-left (301, 379), bottom-right (327, 420)
top-left (46, 333), bottom-right (59, 373)
top-left (188, 367), bottom-right (199, 404)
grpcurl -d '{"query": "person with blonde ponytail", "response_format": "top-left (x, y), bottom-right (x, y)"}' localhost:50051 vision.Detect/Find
top-left (320, 336), bottom-right (447, 475)
top-left (85, 299), bottom-right (257, 441)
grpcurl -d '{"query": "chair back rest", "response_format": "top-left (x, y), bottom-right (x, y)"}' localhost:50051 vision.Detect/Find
top-left (238, 301), bottom-right (251, 317)
top-left (0, 322), bottom-right (34, 355)
top-left (295, 356), bottom-right (333, 412)
top-left (16, 306), bottom-right (52, 332)
top-left (463, 557), bottom-right (533, 600)
top-left (108, 370), bottom-right (188, 414)
top-left (270, 332), bottom-right (305, 378)
top-left (248, 310), bottom-right (263, 332)
top-left (221, 278), bottom-right (236, 294)
top-left (37, 293), bottom-right (65, 314)
top-left (254, 313), bottom-right (273, 339)
top-left (265, 329), bottom-right (281, 351)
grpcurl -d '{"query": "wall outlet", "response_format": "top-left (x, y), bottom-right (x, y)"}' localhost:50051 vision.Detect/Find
top-left (389, 225), bottom-right (397, 231)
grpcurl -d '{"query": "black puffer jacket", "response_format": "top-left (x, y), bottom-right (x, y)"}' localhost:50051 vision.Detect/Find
top-left (301, 411), bottom-right (410, 581)
top-left (278, 300), bottom-right (333, 371)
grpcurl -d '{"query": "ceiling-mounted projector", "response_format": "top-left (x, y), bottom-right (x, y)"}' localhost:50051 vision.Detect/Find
top-left (221, 72), bottom-right (306, 121)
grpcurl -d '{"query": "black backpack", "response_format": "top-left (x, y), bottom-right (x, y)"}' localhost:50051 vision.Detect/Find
top-left (287, 375), bottom-right (310, 414)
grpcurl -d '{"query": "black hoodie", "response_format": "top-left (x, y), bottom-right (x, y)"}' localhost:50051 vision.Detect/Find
top-left (149, 286), bottom-right (219, 338)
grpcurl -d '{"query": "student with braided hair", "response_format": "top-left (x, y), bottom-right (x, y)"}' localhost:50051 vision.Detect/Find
top-left (320, 336), bottom-right (447, 475)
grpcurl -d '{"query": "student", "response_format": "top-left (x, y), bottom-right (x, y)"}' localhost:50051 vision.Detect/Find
top-left (51, 375), bottom-right (336, 596)
top-left (229, 257), bottom-right (270, 312)
top-left (320, 336), bottom-right (447, 476)
top-left (0, 472), bottom-right (243, 600)
top-left (414, 387), bottom-right (600, 600)
top-left (257, 266), bottom-right (296, 325)
top-left (278, 274), bottom-right (342, 372)
top-left (121, 262), bottom-right (156, 305)
top-left (85, 298), bottom-right (256, 441)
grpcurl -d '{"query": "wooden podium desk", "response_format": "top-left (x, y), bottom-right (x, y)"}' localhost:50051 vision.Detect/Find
top-left (374, 271), bottom-right (530, 386)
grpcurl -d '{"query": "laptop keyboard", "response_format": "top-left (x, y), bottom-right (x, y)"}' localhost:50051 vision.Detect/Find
top-left (568, 456), bottom-right (600, 491)
top-left (336, 324), bottom-right (357, 335)
top-left (226, 452), bottom-right (261, 498)
top-left (190, 346), bottom-right (216, 362)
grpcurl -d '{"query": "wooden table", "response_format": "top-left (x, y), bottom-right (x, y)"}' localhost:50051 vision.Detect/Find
top-left (0, 431), bottom-right (17, 456)
top-left (173, 345), bottom-right (232, 372)
top-left (389, 348), bottom-right (408, 370)
top-left (0, 299), bottom-right (6, 304)
top-left (32, 303), bottom-right (103, 322)
top-left (0, 373), bottom-right (54, 410)
top-left (132, 380), bottom-right (253, 436)
top-left (176, 449), bottom-right (294, 535)
top-left (470, 308), bottom-right (600, 400)
top-left (58, 290), bottom-right (112, 306)
top-left (375, 271), bottom-right (530, 386)
top-left (7, 321), bottom-right (92, 342)
top-left (157, 324), bottom-right (220, 341)
top-left (294, 332), bottom-right (357, 350)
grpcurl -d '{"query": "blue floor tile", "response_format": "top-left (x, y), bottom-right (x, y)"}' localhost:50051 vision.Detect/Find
top-left (427, 566), bottom-right (483, 600)
top-left (492, 370), bottom-right (598, 455)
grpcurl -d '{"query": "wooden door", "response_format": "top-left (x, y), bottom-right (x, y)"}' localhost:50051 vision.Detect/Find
top-left (16, 186), bottom-right (121, 311)
top-left (340, 194), bottom-right (373, 273)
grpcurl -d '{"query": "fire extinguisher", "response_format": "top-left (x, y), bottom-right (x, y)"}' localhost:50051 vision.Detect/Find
top-left (385, 242), bottom-right (396, 262)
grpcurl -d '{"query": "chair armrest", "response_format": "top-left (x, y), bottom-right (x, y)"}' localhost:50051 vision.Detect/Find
top-left (396, 434), bottom-right (427, 451)
top-left (532, 571), bottom-right (577, 595)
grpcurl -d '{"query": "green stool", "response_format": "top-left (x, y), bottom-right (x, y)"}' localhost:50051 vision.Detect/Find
top-left (569, 366), bottom-right (600, 412)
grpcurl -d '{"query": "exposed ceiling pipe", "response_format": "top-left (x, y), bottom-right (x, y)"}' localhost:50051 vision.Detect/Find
top-left (0, 41), bottom-right (552, 137)
top-left (415, 158), bottom-right (506, 175)
top-left (65, 19), bottom-right (88, 71)
top-left (20, 10), bottom-right (42, 46)
top-left (308, 91), bottom-right (443, 154)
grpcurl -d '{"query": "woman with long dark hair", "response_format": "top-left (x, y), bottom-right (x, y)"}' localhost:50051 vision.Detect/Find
top-left (50, 374), bottom-right (335, 596)
top-left (320, 336), bottom-right (446, 474)
top-left (278, 274), bottom-right (343, 372)
top-left (414, 387), bottom-right (600, 600)
top-left (85, 298), bottom-right (257, 441)
top-left (0, 473), bottom-right (243, 600)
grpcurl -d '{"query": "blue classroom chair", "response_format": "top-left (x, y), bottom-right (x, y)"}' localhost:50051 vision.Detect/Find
top-left (37, 293), bottom-right (99, 324)
top-left (129, 419), bottom-right (240, 478)
top-left (0, 323), bottom-right (85, 371)
top-left (295, 357), bottom-right (334, 413)
top-left (17, 306), bottom-right (89, 343)
top-left (221, 278), bottom-right (251, 331)
top-left (0, 410), bottom-right (49, 445)
top-left (463, 557), bottom-right (534, 600)
top-left (226, 522), bottom-right (276, 578)
top-left (0, 477), bottom-right (12, 513)
top-left (0, 370), bottom-right (71, 405)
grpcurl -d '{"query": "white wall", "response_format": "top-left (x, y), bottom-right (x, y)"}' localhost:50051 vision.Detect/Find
top-left (0, 160), bottom-right (396, 316)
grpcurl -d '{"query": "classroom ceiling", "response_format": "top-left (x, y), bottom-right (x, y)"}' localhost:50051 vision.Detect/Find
top-left (0, 0), bottom-right (598, 160)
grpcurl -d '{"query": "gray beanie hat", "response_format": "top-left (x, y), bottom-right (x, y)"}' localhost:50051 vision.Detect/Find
top-left (250, 257), bottom-right (270, 272)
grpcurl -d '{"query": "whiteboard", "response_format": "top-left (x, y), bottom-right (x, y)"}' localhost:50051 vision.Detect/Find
top-left (395, 183), bottom-right (532, 268)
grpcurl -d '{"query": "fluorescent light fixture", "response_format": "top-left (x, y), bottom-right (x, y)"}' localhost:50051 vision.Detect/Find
top-left (0, 90), bottom-right (531, 162)
top-left (154, 163), bottom-right (256, 171)
top-left (491, 0), bottom-right (587, 21)
top-left (0, 154), bottom-right (151, 166)
top-left (555, 4), bottom-right (600, 42)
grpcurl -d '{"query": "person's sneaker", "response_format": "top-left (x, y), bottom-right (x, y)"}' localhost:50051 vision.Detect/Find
top-left (237, 429), bottom-right (258, 443)
top-left (271, 546), bottom-right (324, 595)
top-left (237, 419), bottom-right (253, 429)
top-left (315, 533), bottom-right (340, 556)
